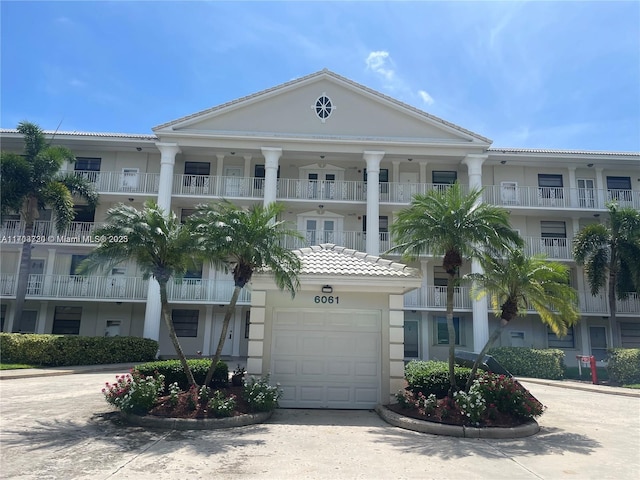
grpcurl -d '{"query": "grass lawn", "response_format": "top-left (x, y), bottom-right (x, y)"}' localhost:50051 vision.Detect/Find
top-left (0, 363), bottom-right (35, 370)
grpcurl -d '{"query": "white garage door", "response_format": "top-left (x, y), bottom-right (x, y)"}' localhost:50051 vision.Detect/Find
top-left (270, 308), bottom-right (381, 409)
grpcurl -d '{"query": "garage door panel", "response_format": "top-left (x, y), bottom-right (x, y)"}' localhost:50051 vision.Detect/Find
top-left (271, 309), bottom-right (381, 409)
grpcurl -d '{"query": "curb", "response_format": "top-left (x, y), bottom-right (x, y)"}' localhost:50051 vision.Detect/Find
top-left (121, 410), bottom-right (273, 430)
top-left (375, 405), bottom-right (540, 439)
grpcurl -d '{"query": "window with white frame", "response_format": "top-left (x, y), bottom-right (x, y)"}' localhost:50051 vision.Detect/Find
top-left (52, 306), bottom-right (82, 335)
top-left (547, 325), bottom-right (575, 349)
top-left (171, 309), bottom-right (199, 337)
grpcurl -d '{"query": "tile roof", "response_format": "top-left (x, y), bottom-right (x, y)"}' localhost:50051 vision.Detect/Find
top-left (0, 129), bottom-right (157, 141)
top-left (487, 147), bottom-right (639, 157)
top-left (293, 244), bottom-right (419, 278)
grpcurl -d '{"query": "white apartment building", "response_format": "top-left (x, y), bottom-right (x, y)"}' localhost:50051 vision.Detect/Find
top-left (1, 70), bottom-right (639, 398)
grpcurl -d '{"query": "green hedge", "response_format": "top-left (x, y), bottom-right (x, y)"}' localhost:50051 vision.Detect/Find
top-left (134, 359), bottom-right (228, 392)
top-left (0, 333), bottom-right (158, 366)
top-left (607, 348), bottom-right (640, 385)
top-left (404, 360), bottom-right (474, 398)
top-left (487, 347), bottom-right (565, 380)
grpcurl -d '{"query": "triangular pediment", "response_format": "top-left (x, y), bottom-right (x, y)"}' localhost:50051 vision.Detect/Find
top-left (154, 70), bottom-right (490, 146)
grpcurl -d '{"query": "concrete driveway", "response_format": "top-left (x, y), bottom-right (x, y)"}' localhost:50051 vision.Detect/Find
top-left (1, 368), bottom-right (639, 479)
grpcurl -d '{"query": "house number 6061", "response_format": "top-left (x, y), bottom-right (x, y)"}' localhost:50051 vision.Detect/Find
top-left (314, 295), bottom-right (339, 304)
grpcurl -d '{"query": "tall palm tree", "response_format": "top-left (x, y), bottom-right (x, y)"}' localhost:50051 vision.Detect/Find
top-left (189, 200), bottom-right (302, 387)
top-left (389, 183), bottom-right (522, 393)
top-left (464, 248), bottom-right (580, 391)
top-left (76, 201), bottom-right (200, 387)
top-left (573, 202), bottom-right (640, 327)
top-left (1, 122), bottom-right (98, 331)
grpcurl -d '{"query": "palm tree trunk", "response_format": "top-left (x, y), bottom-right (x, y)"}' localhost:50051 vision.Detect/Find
top-left (608, 268), bottom-right (617, 328)
top-left (205, 286), bottom-right (242, 387)
top-left (12, 215), bottom-right (36, 332)
top-left (158, 280), bottom-right (197, 388)
top-left (464, 318), bottom-right (509, 392)
top-left (446, 274), bottom-right (457, 395)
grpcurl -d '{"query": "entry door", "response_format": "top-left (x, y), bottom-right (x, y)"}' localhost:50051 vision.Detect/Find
top-left (212, 313), bottom-right (233, 356)
top-left (120, 168), bottom-right (139, 190)
top-left (577, 179), bottom-right (595, 208)
top-left (307, 172), bottom-right (336, 199)
top-left (589, 326), bottom-right (608, 361)
top-left (398, 172), bottom-right (419, 202)
top-left (404, 319), bottom-right (419, 358)
top-left (27, 259), bottom-right (45, 295)
top-left (224, 167), bottom-right (243, 197)
top-left (305, 219), bottom-right (335, 245)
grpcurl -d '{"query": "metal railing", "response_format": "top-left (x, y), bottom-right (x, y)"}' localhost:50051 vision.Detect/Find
top-left (524, 236), bottom-right (573, 260)
top-left (74, 171), bottom-right (160, 194)
top-left (0, 221), bottom-right (103, 244)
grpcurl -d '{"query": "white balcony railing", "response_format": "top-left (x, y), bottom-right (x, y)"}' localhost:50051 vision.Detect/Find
top-left (404, 286), bottom-right (473, 310)
top-left (483, 185), bottom-right (640, 210)
top-left (0, 274), bottom-right (250, 304)
top-left (74, 171), bottom-right (160, 195)
top-left (0, 221), bottom-right (103, 244)
top-left (524, 236), bottom-right (573, 260)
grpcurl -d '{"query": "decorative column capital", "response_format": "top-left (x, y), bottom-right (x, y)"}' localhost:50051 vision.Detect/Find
top-left (155, 143), bottom-right (181, 164)
top-left (261, 147), bottom-right (282, 169)
top-left (462, 154), bottom-right (487, 173)
top-left (363, 150), bottom-right (385, 172)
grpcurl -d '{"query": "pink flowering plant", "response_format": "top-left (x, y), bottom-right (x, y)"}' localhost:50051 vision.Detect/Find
top-left (102, 369), bottom-right (165, 414)
top-left (473, 373), bottom-right (545, 419)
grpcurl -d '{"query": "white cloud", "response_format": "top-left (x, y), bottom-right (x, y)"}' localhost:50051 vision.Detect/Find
top-left (418, 90), bottom-right (434, 106)
top-left (365, 51), bottom-right (396, 82)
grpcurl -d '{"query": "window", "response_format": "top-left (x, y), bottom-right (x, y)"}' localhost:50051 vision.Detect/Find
top-left (362, 215), bottom-right (389, 232)
top-left (172, 309), bottom-right (199, 337)
top-left (74, 157), bottom-right (101, 171)
top-left (70, 255), bottom-right (88, 275)
top-left (607, 176), bottom-right (632, 203)
top-left (435, 316), bottom-right (461, 345)
top-left (314, 95), bottom-right (333, 120)
top-left (0, 304), bottom-right (6, 332)
top-left (184, 263), bottom-right (203, 279)
top-left (432, 171), bottom-right (457, 185)
top-left (547, 325), bottom-right (575, 349)
top-left (254, 165), bottom-right (280, 178)
top-left (184, 162), bottom-right (211, 176)
top-left (404, 319), bottom-right (419, 357)
top-left (510, 331), bottom-right (525, 347)
top-left (363, 168), bottom-right (389, 183)
top-left (540, 221), bottom-right (566, 238)
top-left (245, 311), bottom-right (251, 339)
top-left (538, 174), bottom-right (564, 202)
top-left (73, 205), bottom-right (95, 223)
top-left (52, 306), bottom-right (82, 335)
top-left (620, 323), bottom-right (640, 349)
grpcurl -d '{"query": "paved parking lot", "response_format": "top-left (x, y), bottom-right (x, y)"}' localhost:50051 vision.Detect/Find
top-left (0, 368), bottom-right (639, 479)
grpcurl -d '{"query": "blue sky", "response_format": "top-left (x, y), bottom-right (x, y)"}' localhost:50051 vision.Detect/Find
top-left (2, 1), bottom-right (639, 151)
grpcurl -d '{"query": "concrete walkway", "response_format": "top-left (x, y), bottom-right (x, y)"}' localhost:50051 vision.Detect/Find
top-left (1, 365), bottom-right (639, 479)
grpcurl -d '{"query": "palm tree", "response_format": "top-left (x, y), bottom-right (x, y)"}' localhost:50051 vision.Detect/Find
top-left (76, 201), bottom-right (200, 387)
top-left (464, 248), bottom-right (580, 391)
top-left (0, 122), bottom-right (98, 331)
top-left (389, 183), bottom-right (522, 393)
top-left (189, 200), bottom-right (302, 387)
top-left (573, 202), bottom-right (640, 327)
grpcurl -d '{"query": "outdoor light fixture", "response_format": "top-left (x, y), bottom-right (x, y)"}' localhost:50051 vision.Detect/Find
top-left (587, 163), bottom-right (594, 167)
top-left (322, 285), bottom-right (333, 294)
top-left (500, 160), bottom-right (507, 165)
top-left (136, 147), bottom-right (142, 151)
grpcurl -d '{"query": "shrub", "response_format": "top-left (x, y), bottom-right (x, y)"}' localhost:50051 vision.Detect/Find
top-left (243, 375), bottom-right (282, 412)
top-left (473, 373), bottom-right (545, 419)
top-left (404, 360), bottom-right (474, 398)
top-left (134, 359), bottom-right (228, 392)
top-left (487, 347), bottom-right (565, 380)
top-left (0, 333), bottom-right (158, 366)
top-left (102, 370), bottom-right (165, 414)
top-left (208, 390), bottom-right (237, 418)
top-left (607, 348), bottom-right (640, 385)
top-left (453, 382), bottom-right (486, 424)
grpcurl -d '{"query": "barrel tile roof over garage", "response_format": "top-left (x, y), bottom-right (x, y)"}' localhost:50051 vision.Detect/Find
top-left (292, 244), bottom-right (419, 277)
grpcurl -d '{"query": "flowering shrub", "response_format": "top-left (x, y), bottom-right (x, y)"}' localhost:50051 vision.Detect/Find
top-left (396, 389), bottom-right (437, 414)
top-left (474, 373), bottom-right (545, 419)
top-left (243, 375), bottom-right (282, 412)
top-left (454, 382), bottom-right (486, 424)
top-left (198, 385), bottom-right (212, 403)
top-left (168, 382), bottom-right (180, 406)
top-left (208, 390), bottom-right (237, 417)
top-left (102, 370), bottom-right (165, 414)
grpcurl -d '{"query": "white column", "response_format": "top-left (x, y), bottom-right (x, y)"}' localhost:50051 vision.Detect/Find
top-left (363, 151), bottom-right (385, 255)
top-left (155, 143), bottom-right (180, 211)
top-left (243, 155), bottom-right (252, 178)
top-left (143, 142), bottom-right (180, 342)
top-left (463, 154), bottom-right (490, 352)
top-left (595, 168), bottom-right (605, 208)
top-left (44, 248), bottom-right (56, 296)
top-left (419, 161), bottom-right (428, 184)
top-left (568, 167), bottom-right (577, 207)
top-left (36, 301), bottom-right (48, 334)
top-left (203, 305), bottom-right (214, 356)
top-left (261, 147), bottom-right (282, 206)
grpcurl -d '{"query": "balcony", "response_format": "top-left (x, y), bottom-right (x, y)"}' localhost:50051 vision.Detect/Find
top-left (524, 236), bottom-right (573, 260)
top-left (0, 274), bottom-right (250, 304)
top-left (483, 185), bottom-right (640, 210)
top-left (404, 286), bottom-right (473, 310)
top-left (74, 171), bottom-right (160, 195)
top-left (0, 221), bottom-right (104, 245)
